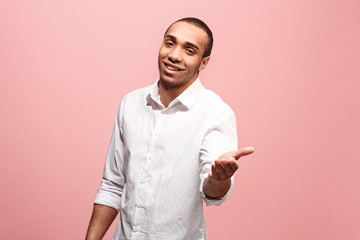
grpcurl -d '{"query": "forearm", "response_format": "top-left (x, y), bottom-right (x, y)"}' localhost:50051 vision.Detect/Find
top-left (85, 204), bottom-right (118, 240)
top-left (203, 177), bottom-right (231, 198)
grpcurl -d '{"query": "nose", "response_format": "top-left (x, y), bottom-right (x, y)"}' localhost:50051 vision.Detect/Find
top-left (168, 46), bottom-right (182, 63)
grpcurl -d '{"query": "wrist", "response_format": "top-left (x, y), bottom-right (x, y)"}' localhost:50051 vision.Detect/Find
top-left (206, 177), bottom-right (230, 185)
top-left (204, 177), bottom-right (231, 198)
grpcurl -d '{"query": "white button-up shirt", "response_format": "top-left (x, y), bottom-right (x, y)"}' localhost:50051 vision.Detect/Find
top-left (94, 78), bottom-right (238, 240)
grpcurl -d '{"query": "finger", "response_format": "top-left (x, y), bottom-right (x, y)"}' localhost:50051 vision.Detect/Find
top-left (229, 160), bottom-right (239, 173)
top-left (222, 160), bottom-right (235, 177)
top-left (215, 160), bottom-right (227, 179)
top-left (233, 147), bottom-right (255, 160)
top-left (228, 160), bottom-right (239, 172)
top-left (211, 164), bottom-right (220, 180)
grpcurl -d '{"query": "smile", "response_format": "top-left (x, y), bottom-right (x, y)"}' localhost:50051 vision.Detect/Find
top-left (164, 62), bottom-right (184, 71)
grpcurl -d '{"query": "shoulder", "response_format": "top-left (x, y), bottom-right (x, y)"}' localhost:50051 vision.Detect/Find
top-left (117, 84), bottom-right (153, 108)
top-left (190, 88), bottom-right (236, 129)
top-left (198, 88), bottom-right (235, 116)
top-left (124, 84), bottom-right (152, 101)
top-left (115, 84), bottom-right (153, 120)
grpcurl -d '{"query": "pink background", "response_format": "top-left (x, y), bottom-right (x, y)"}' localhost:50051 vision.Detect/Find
top-left (1, 0), bottom-right (359, 239)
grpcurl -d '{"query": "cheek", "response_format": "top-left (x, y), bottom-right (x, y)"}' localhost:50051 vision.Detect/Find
top-left (186, 59), bottom-right (202, 70)
top-left (158, 46), bottom-right (169, 58)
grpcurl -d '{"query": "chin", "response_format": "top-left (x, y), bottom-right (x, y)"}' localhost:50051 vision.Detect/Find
top-left (160, 76), bottom-right (184, 90)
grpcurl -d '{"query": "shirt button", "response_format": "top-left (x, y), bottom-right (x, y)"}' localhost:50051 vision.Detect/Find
top-left (136, 203), bottom-right (141, 208)
top-left (140, 178), bottom-right (146, 183)
top-left (133, 226), bottom-right (137, 232)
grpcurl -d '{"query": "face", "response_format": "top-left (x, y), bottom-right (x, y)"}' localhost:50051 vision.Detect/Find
top-left (158, 21), bottom-right (210, 90)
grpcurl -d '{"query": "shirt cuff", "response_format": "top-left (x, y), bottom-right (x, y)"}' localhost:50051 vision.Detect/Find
top-left (200, 173), bottom-right (234, 206)
top-left (94, 191), bottom-right (121, 211)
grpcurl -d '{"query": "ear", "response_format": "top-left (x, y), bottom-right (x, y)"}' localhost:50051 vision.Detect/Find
top-left (199, 56), bottom-right (210, 71)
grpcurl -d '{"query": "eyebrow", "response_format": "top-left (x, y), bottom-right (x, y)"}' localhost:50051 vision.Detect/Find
top-left (165, 34), bottom-right (200, 50)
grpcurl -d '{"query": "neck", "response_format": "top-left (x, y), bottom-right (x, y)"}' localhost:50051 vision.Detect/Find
top-left (158, 77), bottom-right (197, 108)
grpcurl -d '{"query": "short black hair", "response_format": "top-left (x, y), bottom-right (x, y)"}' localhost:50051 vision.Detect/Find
top-left (165, 17), bottom-right (213, 58)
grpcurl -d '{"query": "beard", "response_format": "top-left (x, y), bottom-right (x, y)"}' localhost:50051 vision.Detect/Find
top-left (157, 57), bottom-right (201, 91)
top-left (158, 67), bottom-right (200, 91)
top-left (159, 77), bottom-right (186, 90)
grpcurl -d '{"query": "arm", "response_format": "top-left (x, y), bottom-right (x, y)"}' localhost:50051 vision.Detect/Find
top-left (85, 204), bottom-right (118, 240)
top-left (86, 98), bottom-right (127, 239)
top-left (203, 147), bottom-right (254, 198)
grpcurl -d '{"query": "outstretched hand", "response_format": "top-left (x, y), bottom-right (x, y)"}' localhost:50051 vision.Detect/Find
top-left (208, 147), bottom-right (255, 181)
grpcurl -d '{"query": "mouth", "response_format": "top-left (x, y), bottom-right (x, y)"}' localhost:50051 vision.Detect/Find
top-left (163, 62), bottom-right (184, 72)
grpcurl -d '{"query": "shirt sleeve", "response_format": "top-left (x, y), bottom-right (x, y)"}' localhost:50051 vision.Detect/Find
top-left (199, 110), bottom-right (238, 206)
top-left (94, 97), bottom-right (126, 211)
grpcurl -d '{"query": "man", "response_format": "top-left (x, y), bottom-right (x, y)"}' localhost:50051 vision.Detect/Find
top-left (86, 17), bottom-right (254, 240)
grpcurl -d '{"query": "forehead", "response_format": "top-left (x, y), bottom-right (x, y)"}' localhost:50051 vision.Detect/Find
top-left (165, 22), bottom-right (208, 50)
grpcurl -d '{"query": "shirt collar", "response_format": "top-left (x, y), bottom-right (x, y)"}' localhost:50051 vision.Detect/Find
top-left (147, 77), bottom-right (204, 110)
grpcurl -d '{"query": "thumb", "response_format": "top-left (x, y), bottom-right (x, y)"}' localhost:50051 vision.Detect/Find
top-left (233, 147), bottom-right (255, 160)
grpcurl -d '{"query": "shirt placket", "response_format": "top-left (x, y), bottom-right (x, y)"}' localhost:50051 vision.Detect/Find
top-left (131, 110), bottom-right (163, 239)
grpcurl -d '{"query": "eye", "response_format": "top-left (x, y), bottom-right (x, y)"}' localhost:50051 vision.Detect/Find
top-left (186, 48), bottom-right (195, 55)
top-left (165, 41), bottom-right (174, 46)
